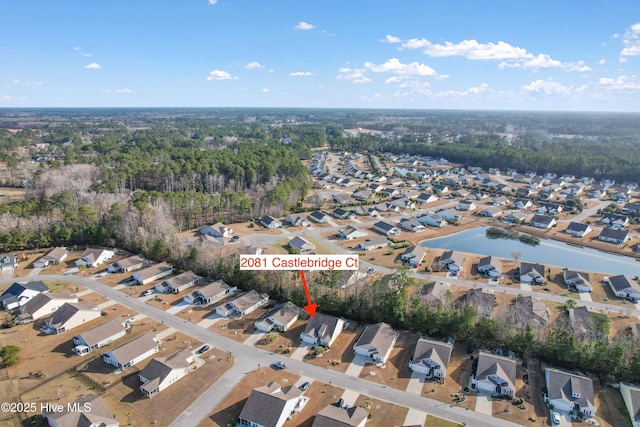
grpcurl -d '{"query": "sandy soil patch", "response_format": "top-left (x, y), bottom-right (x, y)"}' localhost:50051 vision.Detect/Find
top-left (432, 345), bottom-right (476, 410)
top-left (254, 320), bottom-right (307, 356)
top-left (294, 382), bottom-right (347, 427)
top-left (304, 323), bottom-right (361, 373)
top-left (358, 331), bottom-right (415, 391)
top-left (493, 358), bottom-right (538, 426)
top-left (212, 306), bottom-right (271, 343)
top-left (353, 394), bottom-right (408, 427)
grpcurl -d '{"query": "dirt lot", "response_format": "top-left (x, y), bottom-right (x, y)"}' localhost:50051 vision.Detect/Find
top-left (0, 303), bottom-right (136, 395)
top-left (425, 414), bottom-right (460, 427)
top-left (594, 380), bottom-right (633, 427)
top-left (432, 345), bottom-right (476, 411)
top-left (294, 382), bottom-right (347, 427)
top-left (254, 320), bottom-right (307, 356)
top-left (493, 358), bottom-right (538, 426)
top-left (20, 346), bottom-right (232, 427)
top-left (198, 368), bottom-right (303, 427)
top-left (212, 306), bottom-right (271, 343)
top-left (353, 394), bottom-right (408, 427)
top-left (304, 323), bottom-right (361, 373)
top-left (358, 331), bottom-right (415, 391)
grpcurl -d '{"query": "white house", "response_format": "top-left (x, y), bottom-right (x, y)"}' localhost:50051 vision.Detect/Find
top-left (602, 213), bottom-right (629, 229)
top-left (357, 236), bottom-right (390, 251)
top-left (478, 207), bottom-right (503, 218)
top-left (416, 193), bottom-right (438, 204)
top-left (620, 382), bottom-right (640, 427)
top-left (477, 256), bottom-right (503, 279)
top-left (565, 222), bottom-right (592, 237)
top-left (200, 222), bottom-right (233, 238)
top-left (398, 218), bottom-right (425, 232)
top-left (139, 348), bottom-right (194, 398)
top-left (108, 254), bottom-right (147, 273)
top-left (438, 250), bottom-right (465, 272)
top-left (254, 301), bottom-right (301, 332)
top-left (40, 302), bottom-right (101, 335)
top-left (288, 236), bottom-right (315, 254)
top-left (456, 200), bottom-right (477, 211)
top-left (33, 246), bottom-right (68, 268)
top-left (562, 269), bottom-right (593, 293)
top-left (0, 254), bottom-right (18, 271)
top-left (238, 382), bottom-right (308, 427)
top-left (409, 337), bottom-right (454, 379)
top-left (469, 351), bottom-right (516, 397)
top-left (598, 227), bottom-right (631, 245)
top-left (417, 214), bottom-right (447, 228)
top-left (20, 291), bottom-right (77, 321)
top-left (72, 318), bottom-right (127, 356)
top-left (215, 290), bottom-right (269, 318)
top-left (132, 262), bottom-right (173, 285)
top-left (309, 211), bottom-right (331, 224)
top-left (605, 275), bottom-right (640, 302)
top-left (183, 280), bottom-right (237, 305)
top-left (300, 313), bottom-right (346, 347)
top-left (102, 332), bottom-right (158, 371)
top-left (284, 214), bottom-right (310, 227)
top-left (544, 367), bottom-right (595, 418)
top-left (518, 262), bottom-right (546, 285)
top-left (0, 281), bottom-right (48, 310)
top-left (155, 271), bottom-right (202, 294)
top-left (529, 214), bottom-right (557, 229)
top-left (401, 245), bottom-right (427, 268)
top-left (339, 226), bottom-right (367, 240)
top-left (75, 248), bottom-right (116, 268)
top-left (437, 209), bottom-right (463, 222)
top-left (259, 215), bottom-right (282, 228)
top-left (45, 394), bottom-right (119, 427)
top-left (371, 221), bottom-right (400, 236)
top-left (353, 322), bottom-right (398, 364)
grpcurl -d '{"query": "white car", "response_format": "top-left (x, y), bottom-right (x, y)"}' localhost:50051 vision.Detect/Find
top-left (552, 412), bottom-right (561, 425)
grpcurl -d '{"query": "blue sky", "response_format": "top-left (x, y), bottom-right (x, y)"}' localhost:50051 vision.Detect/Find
top-left (2, 1), bottom-right (640, 111)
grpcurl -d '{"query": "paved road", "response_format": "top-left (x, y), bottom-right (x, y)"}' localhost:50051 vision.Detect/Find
top-left (1, 275), bottom-right (522, 427)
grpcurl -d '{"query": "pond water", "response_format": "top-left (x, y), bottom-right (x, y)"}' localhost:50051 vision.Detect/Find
top-left (420, 226), bottom-right (640, 276)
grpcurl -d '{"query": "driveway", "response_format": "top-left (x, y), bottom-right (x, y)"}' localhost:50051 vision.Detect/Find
top-left (475, 393), bottom-right (493, 415)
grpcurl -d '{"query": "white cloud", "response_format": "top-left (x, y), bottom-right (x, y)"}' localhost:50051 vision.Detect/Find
top-left (522, 79), bottom-right (571, 95)
top-left (268, 68), bottom-right (274, 73)
top-left (74, 47), bottom-right (80, 51)
top-left (364, 58), bottom-right (438, 77)
top-left (12, 80), bottom-right (20, 84)
top-left (500, 55), bottom-right (591, 72)
top-left (336, 67), bottom-right (371, 84)
top-left (621, 22), bottom-right (640, 57)
top-left (115, 88), bottom-right (134, 94)
top-left (206, 69), bottom-right (235, 80)
top-left (380, 34), bottom-right (401, 44)
top-left (83, 53), bottom-right (92, 57)
top-left (262, 88), bottom-right (270, 93)
top-left (402, 38), bottom-right (530, 60)
top-left (84, 62), bottom-right (101, 69)
top-left (294, 21), bottom-right (314, 30)
top-left (245, 61), bottom-right (264, 69)
top-left (289, 71), bottom-right (315, 76)
top-left (461, 83), bottom-right (490, 95)
top-left (597, 75), bottom-right (640, 90)
top-left (598, 59), bottom-right (606, 65)
top-left (208, 0), bottom-right (218, 5)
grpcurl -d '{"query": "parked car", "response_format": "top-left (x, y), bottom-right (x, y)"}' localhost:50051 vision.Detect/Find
top-left (196, 345), bottom-right (210, 354)
top-left (272, 361), bottom-right (286, 370)
top-left (552, 412), bottom-right (561, 425)
top-left (140, 289), bottom-right (154, 297)
top-left (299, 382), bottom-right (310, 391)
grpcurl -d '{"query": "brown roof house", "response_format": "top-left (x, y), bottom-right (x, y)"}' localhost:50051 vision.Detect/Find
top-left (301, 313), bottom-right (346, 347)
top-left (139, 348), bottom-right (194, 398)
top-left (132, 262), bottom-right (173, 285)
top-left (353, 322), bottom-right (399, 364)
top-left (183, 279), bottom-right (237, 306)
top-left (215, 290), bottom-right (269, 318)
top-left (238, 381), bottom-right (309, 427)
top-left (33, 246), bottom-right (68, 268)
top-left (40, 302), bottom-right (101, 335)
top-left (155, 270), bottom-right (202, 294)
top-left (102, 331), bottom-right (158, 371)
top-left (75, 248), bottom-right (116, 268)
top-left (255, 301), bottom-right (302, 333)
top-left (108, 254), bottom-right (147, 273)
top-left (311, 404), bottom-right (369, 427)
top-left (44, 394), bottom-right (118, 427)
top-left (72, 318), bottom-right (127, 356)
top-left (569, 306), bottom-right (610, 341)
top-left (419, 282), bottom-right (450, 305)
top-left (20, 291), bottom-right (77, 321)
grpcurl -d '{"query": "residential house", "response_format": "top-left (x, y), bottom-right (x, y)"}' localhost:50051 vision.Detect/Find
top-left (238, 382), bottom-right (308, 427)
top-left (469, 350), bottom-right (516, 397)
top-left (200, 222), bottom-right (233, 238)
top-left (438, 250), bottom-right (465, 272)
top-left (569, 306), bottom-right (609, 340)
top-left (433, 184), bottom-right (449, 194)
top-left (537, 202), bottom-right (563, 214)
top-left (155, 271), bottom-right (202, 294)
top-left (456, 200), bottom-right (477, 211)
top-left (353, 322), bottom-right (398, 364)
top-left (0, 254), bottom-right (17, 271)
top-left (419, 282), bottom-right (450, 305)
top-left (351, 206), bottom-right (378, 217)
top-left (477, 256), bottom-right (503, 279)
top-left (604, 275), bottom-right (640, 301)
top-left (380, 188), bottom-right (400, 198)
top-left (338, 270), bottom-right (367, 289)
top-left (40, 302), bottom-right (101, 335)
top-left (367, 183), bottom-right (384, 193)
top-left (332, 208), bottom-right (355, 220)
top-left (416, 193), bottom-right (438, 204)
top-left (75, 248), bottom-right (116, 268)
top-left (72, 318), bottom-right (127, 356)
top-left (417, 214), bottom-right (447, 228)
top-left (215, 290), bottom-right (269, 318)
top-left (398, 218), bottom-right (425, 232)
top-left (490, 196), bottom-right (510, 206)
top-left (478, 206), bottom-right (503, 218)
top-left (529, 214), bottom-right (557, 229)
top-left (565, 222), bottom-right (592, 237)
top-left (20, 291), bottom-right (77, 321)
top-left (311, 404), bottom-right (369, 427)
top-left (503, 212), bottom-right (530, 225)
top-left (284, 214), bottom-right (310, 227)
top-left (139, 348), bottom-right (194, 398)
top-left (108, 254), bottom-right (147, 273)
top-left (259, 215), bottom-right (283, 229)
top-left (401, 245), bottom-right (427, 268)
top-left (544, 367), bottom-right (595, 418)
top-left (0, 281), bottom-right (48, 310)
top-left (509, 295), bottom-right (549, 329)
top-left (288, 236), bottom-right (315, 254)
top-left (602, 213), bottom-right (630, 229)
top-left (465, 288), bottom-right (496, 318)
top-left (373, 202), bottom-right (400, 213)
top-left (371, 221), bottom-right (400, 236)
top-left (518, 262), bottom-right (546, 285)
top-left (332, 194), bottom-right (353, 205)
top-left (352, 190), bottom-right (374, 200)
top-left (183, 280), bottom-right (236, 305)
top-left (132, 262), bottom-right (173, 285)
top-left (309, 211), bottom-right (331, 224)
top-left (338, 226), bottom-right (367, 240)
top-left (620, 382), bottom-right (640, 427)
top-left (436, 209), bottom-right (463, 222)
top-left (389, 197), bottom-right (415, 210)
top-left (562, 269), bottom-right (593, 293)
top-left (45, 394), bottom-right (118, 427)
top-left (622, 202), bottom-right (640, 214)
top-left (513, 199), bottom-right (532, 210)
top-left (598, 227), bottom-right (631, 245)
top-left (33, 246), bottom-right (68, 268)
top-left (300, 313), bottom-right (346, 347)
top-left (255, 301), bottom-right (301, 333)
top-left (409, 337), bottom-right (454, 379)
top-left (357, 236), bottom-right (390, 251)
top-left (102, 332), bottom-right (159, 371)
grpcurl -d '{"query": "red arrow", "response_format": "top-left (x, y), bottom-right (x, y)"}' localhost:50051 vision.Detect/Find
top-left (300, 270), bottom-right (317, 318)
